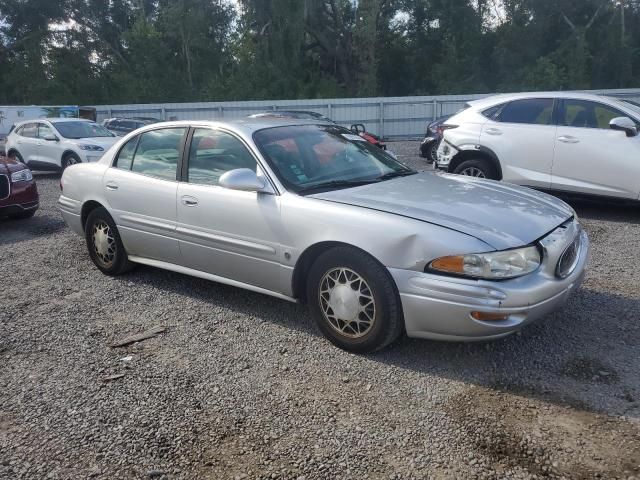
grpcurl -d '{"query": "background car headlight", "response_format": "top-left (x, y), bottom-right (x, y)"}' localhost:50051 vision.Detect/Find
top-left (10, 168), bottom-right (33, 183)
top-left (78, 144), bottom-right (104, 151)
top-left (428, 245), bottom-right (541, 280)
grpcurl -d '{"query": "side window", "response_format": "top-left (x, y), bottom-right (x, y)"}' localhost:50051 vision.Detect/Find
top-left (20, 123), bottom-right (38, 138)
top-left (187, 129), bottom-right (257, 186)
top-left (562, 100), bottom-right (626, 129)
top-left (114, 135), bottom-right (139, 170)
top-left (482, 103), bottom-right (506, 120)
top-left (498, 99), bottom-right (554, 125)
top-left (37, 124), bottom-right (55, 139)
top-left (130, 128), bottom-right (186, 181)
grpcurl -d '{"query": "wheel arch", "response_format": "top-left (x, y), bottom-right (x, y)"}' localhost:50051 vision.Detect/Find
top-left (81, 200), bottom-right (106, 229)
top-left (61, 149), bottom-right (79, 164)
top-left (449, 147), bottom-right (503, 180)
top-left (291, 241), bottom-right (397, 304)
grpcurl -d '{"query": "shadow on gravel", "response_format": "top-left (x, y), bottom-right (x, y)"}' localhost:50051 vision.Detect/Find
top-left (563, 197), bottom-right (640, 225)
top-left (0, 213), bottom-right (67, 246)
top-left (371, 287), bottom-right (640, 418)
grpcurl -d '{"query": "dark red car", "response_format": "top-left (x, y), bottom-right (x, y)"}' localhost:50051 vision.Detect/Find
top-left (0, 156), bottom-right (39, 219)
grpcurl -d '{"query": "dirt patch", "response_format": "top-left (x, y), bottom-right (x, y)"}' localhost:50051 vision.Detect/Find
top-left (560, 356), bottom-right (619, 384)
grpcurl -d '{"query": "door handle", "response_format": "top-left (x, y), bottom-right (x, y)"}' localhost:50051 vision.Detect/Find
top-left (558, 135), bottom-right (579, 144)
top-left (485, 128), bottom-right (502, 136)
top-left (105, 182), bottom-right (119, 191)
top-left (181, 196), bottom-right (198, 207)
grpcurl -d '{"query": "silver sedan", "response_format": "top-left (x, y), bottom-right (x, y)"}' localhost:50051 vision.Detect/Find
top-left (58, 119), bottom-right (588, 352)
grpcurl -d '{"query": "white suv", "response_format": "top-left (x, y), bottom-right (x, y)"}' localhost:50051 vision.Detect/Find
top-left (6, 118), bottom-right (118, 171)
top-left (437, 92), bottom-right (640, 201)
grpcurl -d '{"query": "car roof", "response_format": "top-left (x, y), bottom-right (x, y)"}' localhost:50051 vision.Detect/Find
top-left (467, 91), bottom-right (621, 109)
top-left (15, 117), bottom-right (93, 126)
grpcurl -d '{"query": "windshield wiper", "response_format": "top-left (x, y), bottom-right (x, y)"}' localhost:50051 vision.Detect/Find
top-left (298, 179), bottom-right (379, 194)
top-left (375, 170), bottom-right (417, 181)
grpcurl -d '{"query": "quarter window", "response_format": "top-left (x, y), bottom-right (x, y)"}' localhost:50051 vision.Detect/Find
top-left (498, 99), bottom-right (554, 125)
top-left (562, 100), bottom-right (626, 129)
top-left (129, 128), bottom-right (186, 180)
top-left (187, 129), bottom-right (257, 186)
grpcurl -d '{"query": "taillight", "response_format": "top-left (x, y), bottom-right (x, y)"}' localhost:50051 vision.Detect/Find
top-left (437, 124), bottom-right (458, 136)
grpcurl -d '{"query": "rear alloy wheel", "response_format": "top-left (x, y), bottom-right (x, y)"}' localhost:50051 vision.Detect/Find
top-left (453, 159), bottom-right (498, 180)
top-left (307, 246), bottom-right (404, 353)
top-left (84, 207), bottom-right (134, 275)
top-left (62, 153), bottom-right (81, 171)
top-left (428, 141), bottom-right (439, 164)
top-left (9, 151), bottom-right (24, 164)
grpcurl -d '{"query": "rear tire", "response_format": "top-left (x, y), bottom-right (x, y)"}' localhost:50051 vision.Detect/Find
top-left (84, 207), bottom-right (135, 275)
top-left (62, 153), bottom-right (81, 171)
top-left (9, 151), bottom-right (24, 164)
top-left (427, 141), bottom-right (439, 164)
top-left (306, 246), bottom-right (404, 353)
top-left (453, 158), bottom-right (498, 180)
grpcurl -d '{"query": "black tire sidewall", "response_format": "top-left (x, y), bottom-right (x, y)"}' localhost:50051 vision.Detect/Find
top-left (453, 158), bottom-right (498, 180)
top-left (306, 247), bottom-right (403, 353)
top-left (84, 208), bottom-right (130, 275)
top-left (10, 151), bottom-right (24, 164)
top-left (63, 153), bottom-right (81, 170)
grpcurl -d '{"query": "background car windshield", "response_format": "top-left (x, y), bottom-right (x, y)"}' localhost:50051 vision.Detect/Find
top-left (254, 125), bottom-right (413, 193)
top-left (54, 122), bottom-right (114, 139)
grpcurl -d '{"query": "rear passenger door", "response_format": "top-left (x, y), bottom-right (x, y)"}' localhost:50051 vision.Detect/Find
top-left (479, 98), bottom-right (557, 188)
top-left (103, 127), bottom-right (188, 264)
top-left (176, 127), bottom-right (284, 291)
top-left (16, 123), bottom-right (39, 164)
top-left (552, 99), bottom-right (640, 199)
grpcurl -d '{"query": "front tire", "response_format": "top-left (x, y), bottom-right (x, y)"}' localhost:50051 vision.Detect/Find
top-left (62, 153), bottom-right (81, 171)
top-left (84, 207), bottom-right (134, 275)
top-left (453, 158), bottom-right (498, 180)
top-left (9, 209), bottom-right (36, 220)
top-left (306, 246), bottom-right (404, 353)
top-left (9, 151), bottom-right (24, 164)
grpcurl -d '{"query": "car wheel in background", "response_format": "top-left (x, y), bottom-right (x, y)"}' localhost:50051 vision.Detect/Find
top-left (306, 246), bottom-right (404, 353)
top-left (427, 142), bottom-right (439, 164)
top-left (9, 151), bottom-right (24, 164)
top-left (62, 153), bottom-right (81, 170)
top-left (453, 159), bottom-right (498, 180)
top-left (84, 207), bottom-right (134, 275)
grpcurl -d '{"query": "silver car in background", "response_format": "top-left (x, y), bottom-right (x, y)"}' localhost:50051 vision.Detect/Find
top-left (58, 119), bottom-right (588, 352)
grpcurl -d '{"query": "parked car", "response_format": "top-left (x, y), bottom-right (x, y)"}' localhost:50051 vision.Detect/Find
top-left (58, 118), bottom-right (588, 353)
top-left (248, 111), bottom-right (387, 149)
top-left (419, 115), bottom-right (451, 163)
top-left (436, 92), bottom-right (640, 201)
top-left (0, 156), bottom-right (38, 219)
top-left (6, 118), bottom-right (118, 171)
top-left (103, 117), bottom-right (161, 136)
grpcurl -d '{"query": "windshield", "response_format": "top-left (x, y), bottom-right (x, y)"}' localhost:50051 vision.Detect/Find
top-left (54, 122), bottom-right (115, 139)
top-left (254, 124), bottom-right (415, 194)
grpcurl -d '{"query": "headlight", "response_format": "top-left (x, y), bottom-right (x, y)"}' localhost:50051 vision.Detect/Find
top-left (428, 245), bottom-right (541, 280)
top-left (10, 168), bottom-right (33, 183)
top-left (78, 144), bottom-right (104, 151)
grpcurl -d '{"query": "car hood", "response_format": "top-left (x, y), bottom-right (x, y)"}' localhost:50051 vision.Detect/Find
top-left (309, 172), bottom-right (574, 250)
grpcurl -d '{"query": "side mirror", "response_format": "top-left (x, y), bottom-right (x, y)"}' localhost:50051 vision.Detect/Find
top-left (610, 117), bottom-right (638, 137)
top-left (43, 134), bottom-right (59, 142)
top-left (219, 168), bottom-right (267, 192)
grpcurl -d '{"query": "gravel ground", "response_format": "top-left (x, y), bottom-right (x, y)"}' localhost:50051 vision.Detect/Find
top-left (1, 141), bottom-right (639, 480)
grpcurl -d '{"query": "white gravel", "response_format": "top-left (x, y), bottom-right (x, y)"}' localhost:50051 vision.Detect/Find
top-left (1, 141), bottom-right (639, 479)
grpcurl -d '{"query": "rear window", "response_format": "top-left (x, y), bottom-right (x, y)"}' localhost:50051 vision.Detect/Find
top-left (497, 99), bottom-right (554, 125)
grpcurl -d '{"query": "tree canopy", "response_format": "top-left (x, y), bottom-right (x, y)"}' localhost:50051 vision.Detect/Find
top-left (0, 0), bottom-right (638, 105)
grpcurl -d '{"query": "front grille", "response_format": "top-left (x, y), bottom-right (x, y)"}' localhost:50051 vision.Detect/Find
top-left (556, 234), bottom-right (581, 279)
top-left (0, 175), bottom-right (9, 200)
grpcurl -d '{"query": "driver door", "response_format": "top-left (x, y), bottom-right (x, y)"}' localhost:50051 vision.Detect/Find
top-left (176, 127), bottom-right (285, 292)
top-left (552, 99), bottom-right (640, 199)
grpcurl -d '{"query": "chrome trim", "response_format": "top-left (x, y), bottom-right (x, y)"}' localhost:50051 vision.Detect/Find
top-left (127, 255), bottom-right (297, 303)
top-left (119, 215), bottom-right (176, 232)
top-left (176, 226), bottom-right (277, 255)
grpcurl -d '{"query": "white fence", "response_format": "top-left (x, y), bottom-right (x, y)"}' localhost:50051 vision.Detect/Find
top-left (93, 88), bottom-right (640, 140)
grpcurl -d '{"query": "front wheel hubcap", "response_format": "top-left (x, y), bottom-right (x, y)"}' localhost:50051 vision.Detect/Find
top-left (319, 268), bottom-right (375, 338)
top-left (92, 220), bottom-right (116, 267)
top-left (460, 167), bottom-right (486, 178)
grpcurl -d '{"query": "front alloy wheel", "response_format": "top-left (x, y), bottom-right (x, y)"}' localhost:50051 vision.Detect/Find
top-left (84, 207), bottom-right (134, 275)
top-left (459, 166), bottom-right (486, 178)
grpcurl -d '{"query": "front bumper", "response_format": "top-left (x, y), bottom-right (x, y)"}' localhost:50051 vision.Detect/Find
top-left (390, 223), bottom-right (589, 341)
